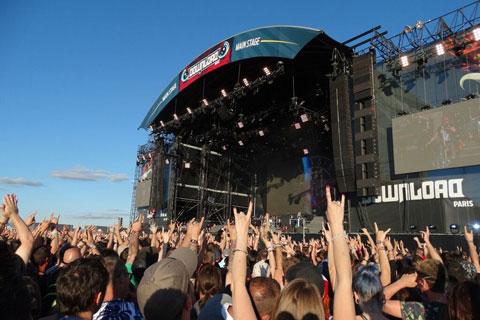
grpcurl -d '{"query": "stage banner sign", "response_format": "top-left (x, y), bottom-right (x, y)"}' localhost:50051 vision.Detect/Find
top-left (179, 38), bottom-right (233, 92)
top-left (139, 77), bottom-right (179, 130)
top-left (351, 167), bottom-right (480, 233)
top-left (231, 26), bottom-right (319, 62)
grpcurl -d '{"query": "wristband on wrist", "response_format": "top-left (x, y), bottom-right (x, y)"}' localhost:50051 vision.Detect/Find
top-left (376, 240), bottom-right (384, 244)
top-left (331, 231), bottom-right (347, 242)
top-left (233, 248), bottom-right (248, 255)
top-left (267, 246), bottom-right (273, 252)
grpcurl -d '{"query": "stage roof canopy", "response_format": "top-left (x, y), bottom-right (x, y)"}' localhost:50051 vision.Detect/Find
top-left (139, 25), bottom-right (343, 129)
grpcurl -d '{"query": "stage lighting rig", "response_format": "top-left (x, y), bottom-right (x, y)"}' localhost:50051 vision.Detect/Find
top-left (449, 224), bottom-right (459, 234)
top-left (435, 43), bottom-right (445, 56)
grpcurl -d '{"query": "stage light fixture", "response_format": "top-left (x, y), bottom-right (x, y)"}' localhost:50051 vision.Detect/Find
top-left (435, 43), bottom-right (445, 56)
top-left (400, 55), bottom-right (409, 67)
top-left (222, 145), bottom-right (227, 151)
top-left (303, 148), bottom-right (309, 155)
top-left (449, 224), bottom-right (459, 234)
top-left (242, 78), bottom-right (250, 86)
top-left (173, 113), bottom-right (179, 120)
top-left (149, 125), bottom-right (153, 131)
top-left (428, 224), bottom-right (436, 230)
top-left (300, 114), bottom-right (309, 123)
top-left (238, 121), bottom-right (244, 128)
top-left (473, 27), bottom-right (480, 41)
top-left (409, 224), bottom-right (417, 232)
top-left (238, 140), bottom-right (244, 146)
top-left (160, 120), bottom-right (165, 127)
top-left (136, 157), bottom-right (140, 164)
top-left (165, 159), bottom-right (169, 164)
top-left (258, 130), bottom-right (265, 136)
top-left (186, 107), bottom-right (192, 114)
top-left (263, 67), bottom-right (271, 76)
top-left (202, 99), bottom-right (209, 106)
top-left (294, 122), bottom-right (301, 129)
top-left (221, 89), bottom-right (227, 97)
top-left (184, 162), bottom-right (191, 168)
top-left (142, 155), bottom-right (146, 161)
top-left (473, 223), bottom-right (480, 230)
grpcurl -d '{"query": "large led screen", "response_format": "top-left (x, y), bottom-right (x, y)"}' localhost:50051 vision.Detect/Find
top-left (393, 99), bottom-right (480, 174)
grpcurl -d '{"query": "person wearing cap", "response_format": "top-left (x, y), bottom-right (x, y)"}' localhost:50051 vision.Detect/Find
top-left (137, 217), bottom-right (204, 320)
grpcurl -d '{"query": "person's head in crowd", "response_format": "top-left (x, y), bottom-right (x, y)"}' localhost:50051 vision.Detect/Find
top-left (100, 248), bottom-right (119, 258)
top-left (197, 265), bottom-right (223, 310)
top-left (118, 245), bottom-right (129, 264)
top-left (285, 261), bottom-right (324, 297)
top-left (31, 244), bottom-right (50, 274)
top-left (415, 259), bottom-right (447, 295)
top-left (132, 246), bottom-right (159, 285)
top-left (202, 250), bottom-right (215, 265)
top-left (249, 277), bottom-right (281, 320)
top-left (260, 250), bottom-right (268, 261)
top-left (56, 257), bottom-right (109, 319)
top-left (448, 281), bottom-right (480, 320)
top-left (353, 265), bottom-right (385, 315)
top-left (23, 275), bottom-right (42, 320)
top-left (0, 272), bottom-right (33, 320)
top-left (61, 246), bottom-right (81, 266)
top-left (282, 256), bottom-right (300, 275)
top-left (137, 247), bottom-right (197, 320)
top-left (102, 256), bottom-right (131, 301)
top-left (272, 279), bottom-right (325, 320)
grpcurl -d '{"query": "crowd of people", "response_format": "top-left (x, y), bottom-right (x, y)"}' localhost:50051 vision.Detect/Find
top-left (1, 188), bottom-right (480, 320)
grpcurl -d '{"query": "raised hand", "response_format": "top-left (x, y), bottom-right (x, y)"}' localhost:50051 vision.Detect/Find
top-left (325, 186), bottom-right (345, 228)
top-left (2, 194), bottom-right (19, 218)
top-left (374, 222), bottom-right (391, 242)
top-left (420, 226), bottom-right (431, 243)
top-left (234, 201), bottom-right (253, 246)
top-left (150, 224), bottom-right (158, 234)
top-left (25, 211), bottom-right (37, 227)
top-left (132, 215), bottom-right (143, 232)
top-left (399, 272), bottom-right (418, 288)
top-left (465, 226), bottom-right (474, 242)
top-left (361, 228), bottom-right (370, 236)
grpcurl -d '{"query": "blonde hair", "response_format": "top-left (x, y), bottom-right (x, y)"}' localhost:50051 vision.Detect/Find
top-left (272, 279), bottom-right (325, 320)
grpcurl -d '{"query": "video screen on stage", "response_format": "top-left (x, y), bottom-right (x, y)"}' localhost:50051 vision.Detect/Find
top-left (393, 99), bottom-right (480, 174)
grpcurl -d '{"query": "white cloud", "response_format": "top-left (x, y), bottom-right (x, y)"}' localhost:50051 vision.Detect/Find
top-left (0, 177), bottom-right (43, 187)
top-left (51, 166), bottom-right (128, 182)
top-left (72, 212), bottom-right (129, 220)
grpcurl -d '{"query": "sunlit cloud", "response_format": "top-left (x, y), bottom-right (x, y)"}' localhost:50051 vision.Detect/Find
top-left (0, 177), bottom-right (44, 187)
top-left (51, 166), bottom-right (128, 182)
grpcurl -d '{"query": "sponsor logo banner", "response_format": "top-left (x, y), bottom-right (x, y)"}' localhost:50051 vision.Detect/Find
top-left (179, 39), bottom-right (232, 91)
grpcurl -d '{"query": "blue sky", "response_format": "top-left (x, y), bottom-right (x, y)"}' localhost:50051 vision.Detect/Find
top-left (0, 0), bottom-right (472, 226)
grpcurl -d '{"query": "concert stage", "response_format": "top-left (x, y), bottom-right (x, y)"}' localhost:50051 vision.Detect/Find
top-left (133, 2), bottom-right (480, 236)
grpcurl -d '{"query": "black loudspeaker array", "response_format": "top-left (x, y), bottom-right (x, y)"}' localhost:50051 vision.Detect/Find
top-left (352, 53), bottom-right (381, 196)
top-left (149, 148), bottom-right (165, 213)
top-left (329, 73), bottom-right (356, 194)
